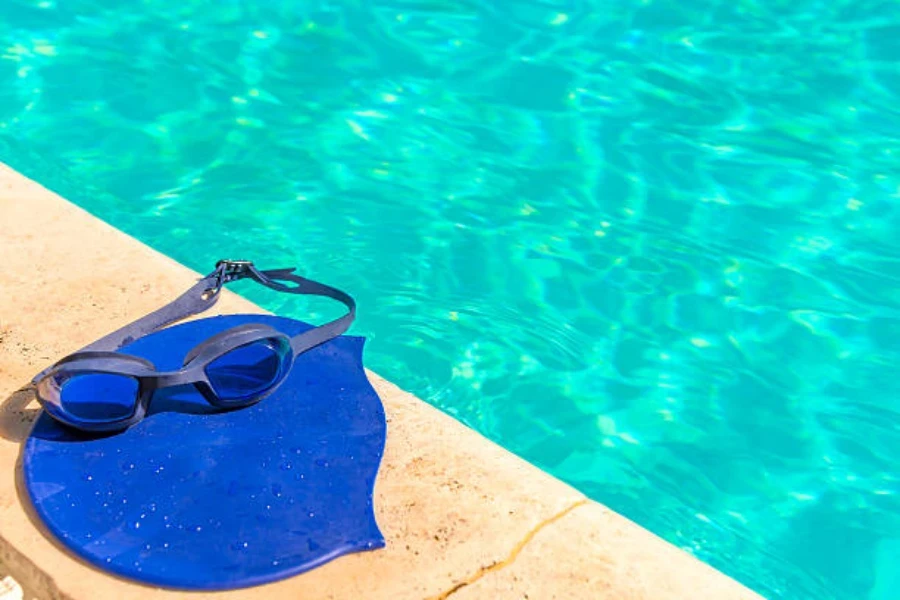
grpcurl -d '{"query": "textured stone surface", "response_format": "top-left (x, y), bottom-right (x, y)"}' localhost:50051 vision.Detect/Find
top-left (0, 163), bottom-right (759, 599)
top-left (450, 502), bottom-right (762, 600)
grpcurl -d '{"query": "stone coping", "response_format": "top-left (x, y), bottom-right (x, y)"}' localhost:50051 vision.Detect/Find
top-left (0, 163), bottom-right (761, 599)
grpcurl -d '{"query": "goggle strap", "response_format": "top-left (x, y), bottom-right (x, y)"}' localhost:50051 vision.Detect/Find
top-left (79, 262), bottom-right (355, 356)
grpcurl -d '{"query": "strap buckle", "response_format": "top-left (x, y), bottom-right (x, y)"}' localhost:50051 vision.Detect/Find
top-left (208, 259), bottom-right (254, 294)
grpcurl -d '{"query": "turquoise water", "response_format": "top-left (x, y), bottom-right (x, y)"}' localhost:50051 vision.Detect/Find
top-left (2, 0), bottom-right (900, 597)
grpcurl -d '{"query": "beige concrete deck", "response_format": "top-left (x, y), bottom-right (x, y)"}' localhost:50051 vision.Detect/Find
top-left (0, 163), bottom-right (761, 600)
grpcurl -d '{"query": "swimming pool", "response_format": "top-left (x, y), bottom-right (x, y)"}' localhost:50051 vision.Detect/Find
top-left (2, 1), bottom-right (899, 597)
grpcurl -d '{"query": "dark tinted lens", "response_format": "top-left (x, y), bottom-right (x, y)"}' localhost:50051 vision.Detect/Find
top-left (58, 373), bottom-right (140, 422)
top-left (205, 337), bottom-right (290, 401)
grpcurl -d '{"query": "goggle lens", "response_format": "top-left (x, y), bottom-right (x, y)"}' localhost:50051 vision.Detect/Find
top-left (204, 337), bottom-right (291, 403)
top-left (52, 372), bottom-right (140, 423)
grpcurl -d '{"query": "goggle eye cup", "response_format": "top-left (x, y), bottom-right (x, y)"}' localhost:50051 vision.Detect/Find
top-left (45, 371), bottom-right (141, 425)
top-left (203, 336), bottom-right (293, 405)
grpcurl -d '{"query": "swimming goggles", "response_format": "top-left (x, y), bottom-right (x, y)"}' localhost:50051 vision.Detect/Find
top-left (32, 260), bottom-right (356, 433)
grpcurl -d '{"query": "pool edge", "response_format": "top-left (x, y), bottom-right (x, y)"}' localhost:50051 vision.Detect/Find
top-left (0, 162), bottom-right (761, 600)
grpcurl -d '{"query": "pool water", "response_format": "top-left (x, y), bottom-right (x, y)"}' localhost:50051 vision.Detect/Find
top-left (2, 1), bottom-right (899, 597)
